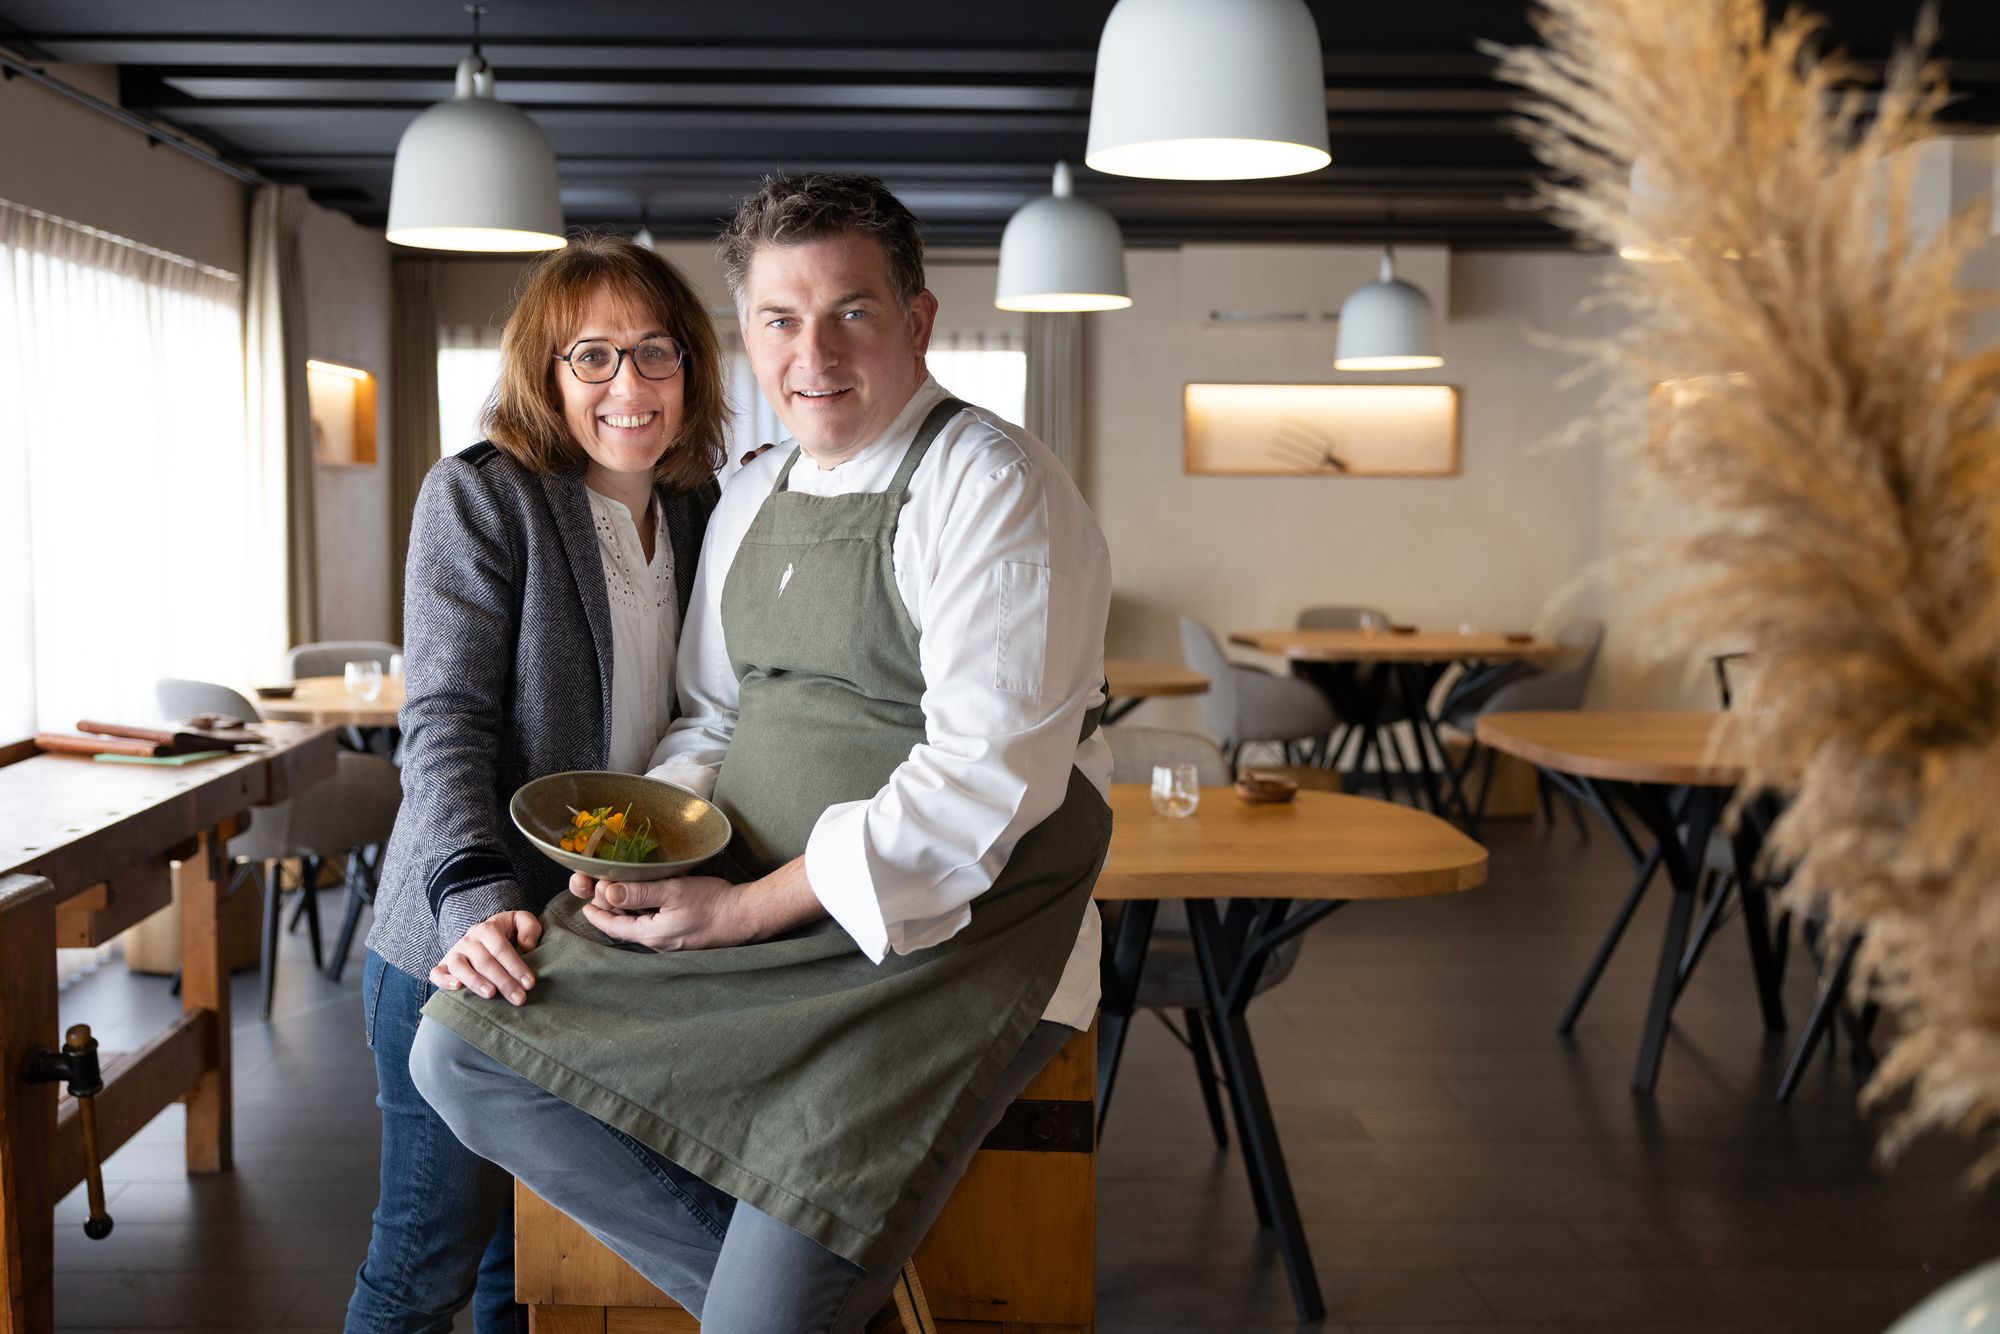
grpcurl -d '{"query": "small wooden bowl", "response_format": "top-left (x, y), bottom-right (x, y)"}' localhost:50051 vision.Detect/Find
top-left (1390, 624), bottom-right (1419, 635)
top-left (253, 684), bottom-right (298, 699)
top-left (1503, 631), bottom-right (1536, 644)
top-left (511, 771), bottom-right (732, 879)
top-left (1233, 773), bottom-right (1299, 805)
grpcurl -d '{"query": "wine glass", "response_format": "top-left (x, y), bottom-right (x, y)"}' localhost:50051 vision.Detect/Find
top-left (344, 659), bottom-right (384, 702)
top-left (1150, 763), bottom-right (1201, 818)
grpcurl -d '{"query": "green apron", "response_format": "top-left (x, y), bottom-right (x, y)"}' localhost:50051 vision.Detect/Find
top-left (423, 399), bottom-right (1112, 1269)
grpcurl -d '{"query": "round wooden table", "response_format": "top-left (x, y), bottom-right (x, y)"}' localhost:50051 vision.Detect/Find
top-left (1101, 657), bottom-right (1207, 725)
top-left (1094, 784), bottom-right (1485, 1320)
top-left (252, 676), bottom-right (405, 728)
top-left (1475, 710), bottom-right (1785, 1094)
top-left (1229, 627), bottom-right (1560, 666)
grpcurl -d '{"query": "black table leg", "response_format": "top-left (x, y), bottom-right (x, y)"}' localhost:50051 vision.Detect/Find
top-left (1618, 783), bottom-right (1723, 1093)
top-left (1095, 899), bottom-right (1157, 1133)
top-left (1730, 813), bottom-right (1788, 1033)
top-left (1102, 697), bottom-right (1140, 725)
top-left (1185, 898), bottom-right (1326, 1323)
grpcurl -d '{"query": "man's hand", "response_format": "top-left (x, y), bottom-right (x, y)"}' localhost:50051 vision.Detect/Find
top-left (568, 858), bottom-right (826, 952)
top-left (578, 875), bottom-right (755, 951)
top-left (431, 910), bottom-right (543, 1004)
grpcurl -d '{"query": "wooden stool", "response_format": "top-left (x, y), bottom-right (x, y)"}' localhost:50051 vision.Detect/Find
top-left (516, 1023), bottom-right (1096, 1333)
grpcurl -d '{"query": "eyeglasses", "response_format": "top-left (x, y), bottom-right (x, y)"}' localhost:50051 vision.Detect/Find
top-left (554, 336), bottom-right (686, 384)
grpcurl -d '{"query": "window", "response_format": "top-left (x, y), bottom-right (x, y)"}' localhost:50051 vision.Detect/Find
top-left (0, 201), bottom-right (267, 734)
top-left (437, 325), bottom-right (503, 455)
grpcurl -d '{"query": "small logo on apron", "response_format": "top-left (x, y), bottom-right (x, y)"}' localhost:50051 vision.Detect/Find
top-left (778, 562), bottom-right (794, 597)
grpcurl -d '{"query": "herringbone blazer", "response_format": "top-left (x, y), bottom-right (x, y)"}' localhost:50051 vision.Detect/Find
top-left (367, 443), bottom-right (716, 980)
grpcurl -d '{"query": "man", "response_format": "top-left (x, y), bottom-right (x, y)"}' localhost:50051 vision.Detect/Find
top-left (411, 174), bottom-right (1113, 1334)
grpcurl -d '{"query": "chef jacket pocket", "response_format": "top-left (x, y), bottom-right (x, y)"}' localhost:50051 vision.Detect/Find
top-left (995, 561), bottom-right (1067, 697)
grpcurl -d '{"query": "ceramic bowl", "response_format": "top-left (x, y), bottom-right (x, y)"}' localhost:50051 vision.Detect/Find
top-left (510, 771), bottom-right (732, 880)
top-left (1233, 773), bottom-right (1299, 804)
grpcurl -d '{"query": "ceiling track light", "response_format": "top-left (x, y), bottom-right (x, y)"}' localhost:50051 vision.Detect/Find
top-left (994, 161), bottom-right (1133, 313)
top-left (385, 4), bottom-right (566, 253)
top-left (1085, 0), bottom-right (1331, 181)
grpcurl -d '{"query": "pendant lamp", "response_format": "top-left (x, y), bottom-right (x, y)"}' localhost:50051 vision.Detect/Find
top-left (633, 206), bottom-right (657, 252)
top-left (1618, 156), bottom-right (1684, 262)
top-left (385, 6), bottom-right (565, 253)
top-left (1334, 246), bottom-right (1443, 371)
top-left (994, 162), bottom-right (1132, 312)
top-left (1085, 0), bottom-right (1330, 181)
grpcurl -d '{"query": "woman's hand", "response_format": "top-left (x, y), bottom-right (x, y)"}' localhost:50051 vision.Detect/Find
top-left (430, 910), bottom-right (543, 1004)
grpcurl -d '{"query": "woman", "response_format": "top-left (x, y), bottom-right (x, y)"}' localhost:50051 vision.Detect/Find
top-left (344, 236), bottom-right (726, 1334)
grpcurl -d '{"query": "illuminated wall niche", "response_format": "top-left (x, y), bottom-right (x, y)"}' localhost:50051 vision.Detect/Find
top-left (307, 358), bottom-right (379, 467)
top-left (1183, 383), bottom-right (1459, 478)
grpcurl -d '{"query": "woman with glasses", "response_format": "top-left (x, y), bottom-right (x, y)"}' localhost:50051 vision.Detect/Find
top-left (345, 236), bottom-right (725, 1334)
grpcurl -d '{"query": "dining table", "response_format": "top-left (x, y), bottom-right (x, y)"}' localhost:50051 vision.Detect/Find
top-left (251, 675), bottom-right (405, 729)
top-left (1229, 628), bottom-right (1560, 817)
top-left (1094, 783), bottom-right (1487, 1321)
top-left (1474, 710), bottom-right (1787, 1093)
top-left (1101, 657), bottom-right (1208, 725)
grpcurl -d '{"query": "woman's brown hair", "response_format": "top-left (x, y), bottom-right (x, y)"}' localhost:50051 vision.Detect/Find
top-left (484, 234), bottom-right (727, 489)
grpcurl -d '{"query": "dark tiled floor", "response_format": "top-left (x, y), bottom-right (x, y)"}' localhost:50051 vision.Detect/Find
top-left (51, 819), bottom-right (2000, 1331)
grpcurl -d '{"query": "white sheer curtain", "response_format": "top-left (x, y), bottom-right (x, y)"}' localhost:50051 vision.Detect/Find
top-left (0, 198), bottom-right (278, 734)
top-left (437, 322), bottom-right (505, 454)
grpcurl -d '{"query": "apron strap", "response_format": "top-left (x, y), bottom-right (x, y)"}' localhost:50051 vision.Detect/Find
top-left (887, 399), bottom-right (966, 495)
top-left (768, 398), bottom-right (967, 499)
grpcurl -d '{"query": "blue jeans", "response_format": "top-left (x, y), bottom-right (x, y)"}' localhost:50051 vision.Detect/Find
top-left (344, 951), bottom-right (527, 1334)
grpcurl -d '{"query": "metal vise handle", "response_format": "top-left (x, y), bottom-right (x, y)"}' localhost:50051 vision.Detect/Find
top-left (24, 1023), bottom-right (114, 1239)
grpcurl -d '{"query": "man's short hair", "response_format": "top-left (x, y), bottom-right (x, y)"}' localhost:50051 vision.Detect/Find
top-left (718, 173), bottom-right (926, 311)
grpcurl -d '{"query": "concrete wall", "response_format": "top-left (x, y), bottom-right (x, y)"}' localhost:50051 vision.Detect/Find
top-left (0, 65), bottom-right (245, 272)
top-left (1087, 245), bottom-right (1624, 731)
top-left (300, 205), bottom-right (395, 643)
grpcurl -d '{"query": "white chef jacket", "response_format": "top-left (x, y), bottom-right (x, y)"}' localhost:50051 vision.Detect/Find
top-left (585, 487), bottom-right (679, 776)
top-left (649, 377), bottom-right (1112, 1030)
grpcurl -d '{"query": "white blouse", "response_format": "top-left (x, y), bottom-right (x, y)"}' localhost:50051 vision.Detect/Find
top-left (585, 487), bottom-right (678, 775)
top-left (649, 379), bottom-right (1113, 1030)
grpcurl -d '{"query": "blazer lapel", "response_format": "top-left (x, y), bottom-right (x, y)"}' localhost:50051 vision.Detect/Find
top-left (540, 469), bottom-right (616, 747)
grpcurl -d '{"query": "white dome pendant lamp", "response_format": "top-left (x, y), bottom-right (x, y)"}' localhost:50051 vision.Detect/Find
top-left (994, 161), bottom-right (1133, 312)
top-left (1334, 244), bottom-right (1443, 371)
top-left (386, 5), bottom-right (565, 253)
top-left (1085, 0), bottom-right (1330, 181)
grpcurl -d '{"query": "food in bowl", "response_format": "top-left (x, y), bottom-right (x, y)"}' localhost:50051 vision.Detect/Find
top-left (559, 805), bottom-right (661, 863)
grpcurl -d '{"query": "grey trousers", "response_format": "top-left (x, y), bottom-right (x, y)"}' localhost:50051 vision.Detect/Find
top-left (409, 1016), bottom-right (1073, 1334)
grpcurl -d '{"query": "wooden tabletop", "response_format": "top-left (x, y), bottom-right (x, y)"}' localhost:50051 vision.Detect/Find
top-left (1094, 785), bottom-right (1487, 902)
top-left (253, 675), bottom-right (405, 726)
top-left (1230, 628), bottom-right (1561, 664)
top-left (0, 724), bottom-right (339, 893)
top-left (1476, 710), bottom-right (1739, 787)
top-left (1103, 658), bottom-right (1208, 700)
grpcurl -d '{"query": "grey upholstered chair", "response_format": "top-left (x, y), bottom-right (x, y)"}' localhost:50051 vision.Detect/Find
top-left (1440, 617), bottom-right (1604, 834)
top-left (285, 640), bottom-right (401, 681)
top-left (1098, 727), bottom-right (1309, 1146)
top-left (156, 679), bottom-right (402, 1015)
top-left (1177, 616), bottom-right (1338, 770)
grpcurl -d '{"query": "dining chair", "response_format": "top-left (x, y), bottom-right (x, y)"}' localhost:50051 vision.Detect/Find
top-left (1098, 727), bottom-right (1309, 1148)
top-left (1442, 617), bottom-right (1604, 836)
top-left (156, 679), bottom-right (403, 1015)
top-left (285, 640), bottom-right (401, 681)
top-left (1176, 616), bottom-right (1337, 771)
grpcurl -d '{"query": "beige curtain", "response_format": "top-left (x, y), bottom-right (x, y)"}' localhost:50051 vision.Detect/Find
top-left (390, 257), bottom-right (442, 636)
top-left (245, 185), bottom-right (317, 645)
top-left (1024, 312), bottom-right (1083, 476)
